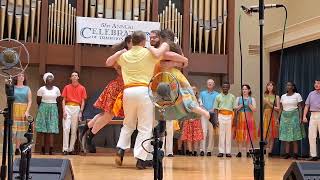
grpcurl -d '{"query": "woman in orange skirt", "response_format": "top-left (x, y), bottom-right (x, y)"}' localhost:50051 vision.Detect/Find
top-left (234, 84), bottom-right (257, 158)
top-left (260, 81), bottom-right (280, 156)
top-left (80, 35), bottom-right (132, 152)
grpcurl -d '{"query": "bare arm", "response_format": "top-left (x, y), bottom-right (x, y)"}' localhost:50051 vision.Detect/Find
top-left (298, 102), bottom-right (303, 122)
top-left (248, 97), bottom-right (257, 112)
top-left (303, 104), bottom-right (309, 123)
top-left (105, 49), bottom-right (127, 67)
top-left (274, 95), bottom-right (280, 111)
top-left (25, 89), bottom-right (32, 117)
top-left (36, 96), bottom-right (41, 106)
top-left (80, 99), bottom-right (85, 112)
top-left (163, 51), bottom-right (188, 65)
top-left (149, 42), bottom-right (170, 59)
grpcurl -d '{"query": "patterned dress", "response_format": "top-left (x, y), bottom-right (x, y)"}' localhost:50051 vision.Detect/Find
top-left (181, 118), bottom-right (204, 142)
top-left (94, 75), bottom-right (124, 117)
top-left (259, 94), bottom-right (279, 140)
top-left (234, 97), bottom-right (257, 143)
top-left (155, 66), bottom-right (200, 121)
top-left (13, 86), bottom-right (30, 142)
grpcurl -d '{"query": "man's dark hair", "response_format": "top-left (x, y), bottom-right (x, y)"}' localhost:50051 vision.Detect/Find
top-left (132, 31), bottom-right (146, 45)
top-left (70, 71), bottom-right (79, 78)
top-left (151, 30), bottom-right (160, 37)
top-left (223, 81), bottom-right (230, 85)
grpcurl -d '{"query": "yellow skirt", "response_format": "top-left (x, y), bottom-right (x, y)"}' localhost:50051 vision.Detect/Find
top-left (13, 103), bottom-right (29, 141)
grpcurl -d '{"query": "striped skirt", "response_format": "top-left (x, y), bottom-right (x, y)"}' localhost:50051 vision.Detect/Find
top-left (234, 111), bottom-right (257, 143)
top-left (279, 109), bottom-right (305, 142)
top-left (35, 103), bottom-right (59, 134)
top-left (13, 103), bottom-right (29, 142)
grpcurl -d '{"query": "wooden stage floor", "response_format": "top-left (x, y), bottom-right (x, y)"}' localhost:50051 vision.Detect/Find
top-left (28, 153), bottom-right (295, 180)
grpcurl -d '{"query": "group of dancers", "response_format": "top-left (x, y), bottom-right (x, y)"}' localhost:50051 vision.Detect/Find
top-left (78, 29), bottom-right (214, 169)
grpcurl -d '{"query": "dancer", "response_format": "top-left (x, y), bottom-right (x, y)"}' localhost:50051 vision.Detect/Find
top-left (80, 35), bottom-right (132, 153)
top-left (106, 31), bottom-right (186, 169)
top-left (234, 84), bottom-right (257, 158)
top-left (214, 82), bottom-right (236, 158)
top-left (279, 81), bottom-right (304, 159)
top-left (181, 86), bottom-right (204, 156)
top-left (35, 72), bottom-right (61, 155)
top-left (12, 73), bottom-right (32, 155)
top-left (199, 79), bottom-right (219, 156)
top-left (61, 71), bottom-right (87, 155)
top-left (149, 29), bottom-right (212, 120)
top-left (303, 79), bottom-right (320, 161)
top-left (260, 81), bottom-right (280, 156)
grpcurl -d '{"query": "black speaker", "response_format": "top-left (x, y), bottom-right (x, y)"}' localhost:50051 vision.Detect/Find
top-left (283, 161), bottom-right (320, 180)
top-left (13, 158), bottom-right (74, 180)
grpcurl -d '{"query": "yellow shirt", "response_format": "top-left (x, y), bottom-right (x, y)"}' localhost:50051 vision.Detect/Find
top-left (118, 46), bottom-right (160, 85)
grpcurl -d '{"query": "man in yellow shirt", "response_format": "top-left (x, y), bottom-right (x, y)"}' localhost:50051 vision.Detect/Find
top-left (106, 31), bottom-right (168, 169)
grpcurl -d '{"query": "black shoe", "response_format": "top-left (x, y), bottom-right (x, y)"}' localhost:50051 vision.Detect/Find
top-left (41, 146), bottom-right (45, 155)
top-left (15, 148), bottom-right (20, 155)
top-left (136, 159), bottom-right (147, 170)
top-left (145, 160), bottom-right (153, 167)
top-left (236, 152), bottom-right (242, 158)
top-left (186, 150), bottom-right (192, 156)
top-left (167, 154), bottom-right (174, 157)
top-left (293, 153), bottom-right (299, 160)
top-left (306, 157), bottom-right (318, 161)
top-left (207, 152), bottom-right (212, 156)
top-left (282, 153), bottom-right (291, 159)
top-left (49, 147), bottom-right (53, 155)
top-left (63, 151), bottom-right (68, 155)
top-left (217, 153), bottom-right (223, 157)
top-left (246, 152), bottom-right (250, 158)
top-left (177, 150), bottom-right (183, 155)
top-left (69, 151), bottom-right (77, 155)
top-left (268, 153), bottom-right (273, 157)
top-left (226, 154), bottom-right (232, 158)
top-left (193, 151), bottom-right (198, 156)
top-left (200, 151), bottom-right (205, 156)
top-left (86, 131), bottom-right (96, 153)
top-left (115, 148), bottom-right (125, 166)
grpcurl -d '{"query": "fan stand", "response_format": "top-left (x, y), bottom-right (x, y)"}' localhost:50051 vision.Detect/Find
top-left (151, 108), bottom-right (166, 180)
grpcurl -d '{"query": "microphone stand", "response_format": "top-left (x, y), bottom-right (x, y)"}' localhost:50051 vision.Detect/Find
top-left (151, 108), bottom-right (166, 180)
top-left (0, 77), bottom-right (15, 180)
top-left (255, 0), bottom-right (266, 179)
top-left (15, 119), bottom-right (33, 180)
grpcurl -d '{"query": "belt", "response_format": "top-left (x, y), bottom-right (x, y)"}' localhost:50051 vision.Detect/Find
top-left (113, 83), bottom-right (148, 116)
top-left (66, 102), bottom-right (80, 106)
top-left (124, 83), bottom-right (148, 89)
top-left (218, 110), bottom-right (234, 116)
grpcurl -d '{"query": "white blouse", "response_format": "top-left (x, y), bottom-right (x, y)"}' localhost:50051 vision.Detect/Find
top-left (280, 93), bottom-right (303, 111)
top-left (37, 86), bottom-right (61, 103)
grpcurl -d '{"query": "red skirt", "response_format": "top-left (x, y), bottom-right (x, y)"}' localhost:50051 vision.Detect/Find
top-left (181, 119), bottom-right (203, 142)
top-left (94, 75), bottom-right (124, 117)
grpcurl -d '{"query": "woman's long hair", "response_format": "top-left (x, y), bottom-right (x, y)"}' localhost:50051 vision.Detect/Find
top-left (264, 81), bottom-right (277, 95)
top-left (112, 35), bottom-right (132, 52)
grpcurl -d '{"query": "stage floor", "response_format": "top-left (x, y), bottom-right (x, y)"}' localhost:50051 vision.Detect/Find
top-left (29, 153), bottom-right (294, 180)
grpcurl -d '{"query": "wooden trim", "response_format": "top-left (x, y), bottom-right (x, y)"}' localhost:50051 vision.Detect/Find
top-left (182, 0), bottom-right (191, 76)
top-left (39, 0), bottom-right (49, 75)
top-left (152, 0), bottom-right (158, 21)
top-left (227, 0), bottom-right (235, 83)
top-left (265, 16), bottom-right (320, 52)
top-left (74, 0), bottom-right (83, 73)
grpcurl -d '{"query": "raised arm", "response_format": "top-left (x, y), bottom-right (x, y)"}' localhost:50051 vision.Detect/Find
top-left (149, 42), bottom-right (170, 59)
top-left (105, 49), bottom-right (127, 67)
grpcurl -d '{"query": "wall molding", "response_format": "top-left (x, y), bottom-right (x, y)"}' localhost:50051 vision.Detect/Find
top-left (264, 16), bottom-right (320, 52)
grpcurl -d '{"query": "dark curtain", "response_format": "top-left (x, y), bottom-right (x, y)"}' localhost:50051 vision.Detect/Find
top-left (274, 39), bottom-right (320, 157)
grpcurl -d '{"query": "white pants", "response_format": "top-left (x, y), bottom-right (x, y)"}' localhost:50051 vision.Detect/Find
top-left (218, 114), bottom-right (232, 154)
top-left (200, 115), bottom-right (214, 153)
top-left (309, 112), bottom-right (320, 157)
top-left (117, 87), bottom-right (154, 161)
top-left (63, 105), bottom-right (80, 152)
top-left (164, 121), bottom-right (174, 156)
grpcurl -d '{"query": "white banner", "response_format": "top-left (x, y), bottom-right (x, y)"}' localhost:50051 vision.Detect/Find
top-left (76, 17), bottom-right (160, 46)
